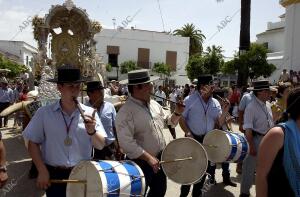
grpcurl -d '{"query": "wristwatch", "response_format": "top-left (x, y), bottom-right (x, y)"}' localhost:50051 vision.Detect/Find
top-left (0, 165), bottom-right (7, 172)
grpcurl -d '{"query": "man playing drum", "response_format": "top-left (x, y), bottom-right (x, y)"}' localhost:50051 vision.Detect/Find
top-left (115, 69), bottom-right (184, 197)
top-left (23, 66), bottom-right (107, 197)
top-left (240, 80), bottom-right (274, 197)
top-left (179, 74), bottom-right (230, 197)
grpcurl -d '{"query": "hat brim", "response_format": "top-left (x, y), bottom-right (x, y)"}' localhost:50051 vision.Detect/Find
top-left (46, 79), bottom-right (86, 83)
top-left (249, 87), bottom-right (272, 91)
top-left (119, 76), bottom-right (159, 85)
top-left (82, 87), bottom-right (105, 91)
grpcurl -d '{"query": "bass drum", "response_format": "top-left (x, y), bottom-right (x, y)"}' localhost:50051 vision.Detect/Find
top-left (161, 138), bottom-right (208, 185)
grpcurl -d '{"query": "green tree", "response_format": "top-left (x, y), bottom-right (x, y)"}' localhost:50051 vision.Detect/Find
top-left (0, 54), bottom-right (28, 78)
top-left (221, 43), bottom-right (276, 79)
top-left (120, 60), bottom-right (137, 74)
top-left (203, 45), bottom-right (224, 75)
top-left (152, 62), bottom-right (171, 76)
top-left (106, 63), bottom-right (112, 72)
top-left (185, 55), bottom-right (208, 81)
top-left (173, 23), bottom-right (206, 56)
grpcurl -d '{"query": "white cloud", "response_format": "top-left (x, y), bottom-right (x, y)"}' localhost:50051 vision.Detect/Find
top-left (0, 6), bottom-right (45, 48)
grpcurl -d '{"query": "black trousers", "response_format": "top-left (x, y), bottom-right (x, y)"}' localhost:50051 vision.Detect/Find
top-left (93, 144), bottom-right (115, 160)
top-left (180, 134), bottom-right (213, 197)
top-left (45, 165), bottom-right (73, 197)
top-left (133, 154), bottom-right (167, 197)
top-left (157, 101), bottom-right (163, 106)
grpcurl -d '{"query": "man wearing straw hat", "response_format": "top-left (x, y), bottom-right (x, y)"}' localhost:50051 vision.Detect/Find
top-left (23, 65), bottom-right (107, 197)
top-left (240, 80), bottom-right (274, 197)
top-left (85, 75), bottom-right (118, 160)
top-left (115, 69), bottom-right (184, 197)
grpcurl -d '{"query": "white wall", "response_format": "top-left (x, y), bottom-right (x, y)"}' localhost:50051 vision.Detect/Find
top-left (0, 40), bottom-right (37, 70)
top-left (94, 29), bottom-right (190, 81)
top-left (256, 29), bottom-right (285, 53)
top-left (283, 3), bottom-right (300, 71)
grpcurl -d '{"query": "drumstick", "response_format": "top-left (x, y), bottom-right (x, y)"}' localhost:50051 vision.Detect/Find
top-left (160, 157), bottom-right (192, 164)
top-left (73, 97), bottom-right (88, 122)
top-left (151, 94), bottom-right (185, 107)
top-left (50, 179), bottom-right (87, 184)
top-left (202, 144), bottom-right (218, 148)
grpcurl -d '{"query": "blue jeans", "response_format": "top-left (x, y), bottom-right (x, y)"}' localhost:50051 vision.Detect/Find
top-left (240, 135), bottom-right (263, 194)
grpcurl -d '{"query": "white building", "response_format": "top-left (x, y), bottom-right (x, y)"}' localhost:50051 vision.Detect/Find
top-left (256, 0), bottom-right (300, 83)
top-left (0, 40), bottom-right (38, 71)
top-left (256, 14), bottom-right (285, 83)
top-left (94, 28), bottom-right (190, 85)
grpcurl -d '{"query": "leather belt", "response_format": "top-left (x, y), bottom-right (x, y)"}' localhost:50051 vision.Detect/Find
top-left (46, 165), bottom-right (74, 171)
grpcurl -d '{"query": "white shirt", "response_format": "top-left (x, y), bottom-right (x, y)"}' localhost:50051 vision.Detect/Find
top-left (115, 97), bottom-right (176, 159)
top-left (243, 96), bottom-right (274, 135)
top-left (169, 92), bottom-right (177, 103)
top-left (155, 90), bottom-right (166, 102)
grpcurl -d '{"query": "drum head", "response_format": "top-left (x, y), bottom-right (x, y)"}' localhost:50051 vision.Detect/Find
top-left (203, 129), bottom-right (230, 163)
top-left (67, 161), bottom-right (103, 197)
top-left (161, 138), bottom-right (208, 185)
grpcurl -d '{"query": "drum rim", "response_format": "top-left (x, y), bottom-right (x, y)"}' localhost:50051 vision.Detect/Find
top-left (161, 137), bottom-right (208, 185)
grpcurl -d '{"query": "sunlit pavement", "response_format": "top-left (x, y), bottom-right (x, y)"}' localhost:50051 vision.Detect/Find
top-left (0, 118), bottom-right (255, 197)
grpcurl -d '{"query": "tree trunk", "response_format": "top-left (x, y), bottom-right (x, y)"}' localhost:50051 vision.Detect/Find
top-left (237, 0), bottom-right (251, 87)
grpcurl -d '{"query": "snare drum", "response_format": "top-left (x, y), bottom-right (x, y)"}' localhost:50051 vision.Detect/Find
top-left (203, 129), bottom-right (249, 163)
top-left (66, 160), bottom-right (145, 197)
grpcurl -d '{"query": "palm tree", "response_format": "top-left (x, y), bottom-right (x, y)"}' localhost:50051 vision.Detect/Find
top-left (205, 45), bottom-right (224, 58)
top-left (204, 45), bottom-right (224, 75)
top-left (173, 23), bottom-right (206, 56)
top-left (217, 0), bottom-right (251, 87)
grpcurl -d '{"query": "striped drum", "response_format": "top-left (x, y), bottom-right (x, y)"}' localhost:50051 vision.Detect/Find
top-left (67, 160), bottom-right (145, 197)
top-left (203, 129), bottom-right (249, 163)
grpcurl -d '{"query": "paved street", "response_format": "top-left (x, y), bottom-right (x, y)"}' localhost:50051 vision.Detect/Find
top-left (0, 117), bottom-right (255, 197)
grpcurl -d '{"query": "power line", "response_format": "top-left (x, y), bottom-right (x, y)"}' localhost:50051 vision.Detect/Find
top-left (156, 0), bottom-right (166, 32)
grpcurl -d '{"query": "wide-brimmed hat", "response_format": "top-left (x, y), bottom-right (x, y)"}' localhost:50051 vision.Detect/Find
top-left (197, 74), bottom-right (213, 86)
top-left (249, 80), bottom-right (271, 91)
top-left (85, 73), bottom-right (104, 92)
top-left (0, 77), bottom-right (8, 84)
top-left (47, 66), bottom-right (85, 83)
top-left (119, 69), bottom-right (159, 85)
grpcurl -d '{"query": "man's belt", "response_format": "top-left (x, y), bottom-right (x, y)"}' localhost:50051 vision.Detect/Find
top-left (46, 164), bottom-right (74, 171)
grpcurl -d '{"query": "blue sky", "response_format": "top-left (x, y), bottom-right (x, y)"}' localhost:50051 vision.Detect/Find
top-left (0, 0), bottom-right (284, 57)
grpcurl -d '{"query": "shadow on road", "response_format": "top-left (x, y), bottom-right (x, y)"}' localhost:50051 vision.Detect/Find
top-left (1, 127), bottom-right (45, 197)
top-left (204, 183), bottom-right (235, 197)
